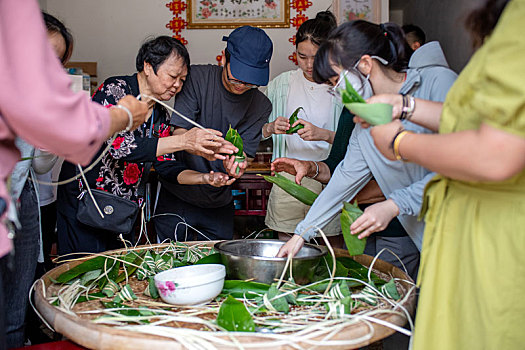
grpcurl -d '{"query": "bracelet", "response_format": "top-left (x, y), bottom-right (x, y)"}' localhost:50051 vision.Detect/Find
top-left (400, 94), bottom-right (407, 120)
top-left (114, 104), bottom-right (133, 131)
top-left (310, 161), bottom-right (319, 179)
top-left (400, 94), bottom-right (415, 121)
top-left (392, 130), bottom-right (412, 161)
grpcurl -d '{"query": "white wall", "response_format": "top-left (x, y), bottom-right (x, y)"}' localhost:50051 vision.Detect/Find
top-left (44, 0), bottom-right (332, 83)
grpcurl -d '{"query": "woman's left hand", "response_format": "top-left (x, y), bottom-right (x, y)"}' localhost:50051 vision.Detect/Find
top-left (350, 199), bottom-right (399, 239)
top-left (295, 119), bottom-right (330, 142)
top-left (370, 120), bottom-right (404, 161)
top-left (223, 155), bottom-right (247, 178)
top-left (203, 171), bottom-right (236, 187)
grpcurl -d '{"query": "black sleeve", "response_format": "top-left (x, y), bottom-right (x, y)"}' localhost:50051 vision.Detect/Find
top-left (238, 94), bottom-right (272, 158)
top-left (323, 108), bottom-right (356, 174)
top-left (171, 67), bottom-right (201, 129)
top-left (154, 159), bottom-right (188, 184)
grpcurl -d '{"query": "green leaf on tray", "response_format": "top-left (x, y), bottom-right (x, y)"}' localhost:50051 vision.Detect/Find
top-left (55, 256), bottom-right (107, 284)
top-left (216, 295), bottom-right (256, 332)
top-left (115, 251), bottom-right (145, 283)
top-left (220, 280), bottom-right (271, 299)
top-left (336, 256), bottom-right (386, 286)
top-left (340, 77), bottom-right (392, 125)
top-left (263, 284), bottom-right (289, 314)
top-left (98, 260), bottom-right (121, 289)
top-left (286, 106), bottom-right (305, 134)
top-left (194, 253), bottom-right (222, 265)
top-left (144, 277), bottom-right (159, 299)
top-left (76, 292), bottom-right (105, 304)
top-left (381, 279), bottom-right (400, 300)
top-left (80, 269), bottom-right (102, 286)
top-left (259, 173), bottom-right (318, 206)
top-left (340, 201), bottom-right (367, 256)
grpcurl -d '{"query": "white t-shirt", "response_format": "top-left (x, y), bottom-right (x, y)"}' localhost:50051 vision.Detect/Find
top-left (285, 69), bottom-right (334, 161)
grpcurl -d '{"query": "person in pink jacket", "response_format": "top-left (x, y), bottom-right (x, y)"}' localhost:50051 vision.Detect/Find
top-left (0, 0), bottom-right (148, 346)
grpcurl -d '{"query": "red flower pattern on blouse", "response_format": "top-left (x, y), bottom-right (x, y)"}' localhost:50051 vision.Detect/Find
top-left (112, 136), bottom-right (124, 150)
top-left (123, 163), bottom-right (141, 185)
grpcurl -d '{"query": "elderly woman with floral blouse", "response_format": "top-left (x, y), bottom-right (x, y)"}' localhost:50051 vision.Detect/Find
top-left (57, 36), bottom-right (237, 255)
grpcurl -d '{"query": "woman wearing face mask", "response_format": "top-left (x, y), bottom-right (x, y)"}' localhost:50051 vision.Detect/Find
top-left (277, 21), bottom-right (457, 282)
top-left (57, 36), bottom-right (237, 255)
top-left (262, 11), bottom-right (345, 244)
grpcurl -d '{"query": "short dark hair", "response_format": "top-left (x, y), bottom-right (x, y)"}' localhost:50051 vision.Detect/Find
top-left (313, 20), bottom-right (413, 83)
top-left (296, 11), bottom-right (337, 48)
top-left (42, 12), bottom-right (74, 64)
top-left (402, 24), bottom-right (426, 46)
top-left (136, 36), bottom-right (190, 74)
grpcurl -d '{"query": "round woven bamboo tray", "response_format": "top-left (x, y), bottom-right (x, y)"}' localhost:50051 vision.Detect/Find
top-left (34, 241), bottom-right (416, 349)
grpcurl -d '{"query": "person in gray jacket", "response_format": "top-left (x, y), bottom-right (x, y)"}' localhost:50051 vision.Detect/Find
top-left (277, 21), bottom-right (457, 282)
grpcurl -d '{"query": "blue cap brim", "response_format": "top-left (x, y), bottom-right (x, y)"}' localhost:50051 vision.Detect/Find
top-left (229, 54), bottom-right (269, 87)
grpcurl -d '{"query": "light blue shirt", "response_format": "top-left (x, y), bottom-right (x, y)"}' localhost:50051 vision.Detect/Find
top-left (295, 42), bottom-right (457, 250)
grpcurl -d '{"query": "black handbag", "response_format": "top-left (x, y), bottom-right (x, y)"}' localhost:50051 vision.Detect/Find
top-left (76, 188), bottom-right (139, 233)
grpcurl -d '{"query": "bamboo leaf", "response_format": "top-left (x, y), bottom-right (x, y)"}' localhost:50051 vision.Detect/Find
top-left (381, 279), bottom-right (400, 300)
top-left (343, 102), bottom-right (392, 126)
top-left (286, 107), bottom-right (305, 134)
top-left (216, 295), bottom-right (255, 332)
top-left (194, 253), bottom-right (222, 265)
top-left (340, 201), bottom-right (367, 256)
top-left (263, 284), bottom-right (289, 314)
top-left (225, 126), bottom-right (244, 156)
top-left (55, 256), bottom-right (107, 284)
top-left (341, 77), bottom-right (366, 103)
top-left (76, 292), bottom-right (105, 304)
top-left (221, 280), bottom-right (270, 299)
top-left (259, 173), bottom-right (318, 206)
top-left (115, 251), bottom-right (145, 283)
top-left (80, 269), bottom-right (102, 286)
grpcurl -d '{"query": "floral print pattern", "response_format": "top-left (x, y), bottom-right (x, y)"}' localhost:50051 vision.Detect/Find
top-left (157, 281), bottom-right (178, 297)
top-left (92, 76), bottom-right (176, 202)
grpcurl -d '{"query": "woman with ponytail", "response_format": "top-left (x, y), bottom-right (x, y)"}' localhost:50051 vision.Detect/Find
top-left (263, 11), bottom-right (345, 244)
top-left (277, 20), bottom-right (457, 283)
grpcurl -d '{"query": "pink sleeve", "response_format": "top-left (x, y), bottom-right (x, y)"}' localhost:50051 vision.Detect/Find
top-left (0, 0), bottom-right (111, 166)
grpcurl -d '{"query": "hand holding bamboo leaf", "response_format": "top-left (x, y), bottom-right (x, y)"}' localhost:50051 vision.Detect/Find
top-left (350, 199), bottom-right (399, 239)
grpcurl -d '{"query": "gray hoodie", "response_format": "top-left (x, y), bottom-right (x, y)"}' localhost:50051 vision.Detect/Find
top-left (295, 42), bottom-right (457, 250)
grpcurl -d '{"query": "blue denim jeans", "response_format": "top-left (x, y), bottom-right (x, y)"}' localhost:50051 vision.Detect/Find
top-left (0, 180), bottom-right (40, 348)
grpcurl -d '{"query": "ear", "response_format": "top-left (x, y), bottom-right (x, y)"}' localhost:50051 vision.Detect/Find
top-left (144, 61), bottom-right (153, 77)
top-left (356, 55), bottom-right (373, 76)
top-left (220, 50), bottom-right (226, 67)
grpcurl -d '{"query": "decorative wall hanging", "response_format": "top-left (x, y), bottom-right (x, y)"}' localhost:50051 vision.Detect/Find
top-left (332, 0), bottom-right (383, 24)
top-left (166, 0), bottom-right (189, 45)
top-left (187, 0), bottom-right (290, 29)
top-left (287, 0), bottom-right (312, 64)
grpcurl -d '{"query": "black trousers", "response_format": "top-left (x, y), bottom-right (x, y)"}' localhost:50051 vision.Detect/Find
top-left (153, 189), bottom-right (234, 242)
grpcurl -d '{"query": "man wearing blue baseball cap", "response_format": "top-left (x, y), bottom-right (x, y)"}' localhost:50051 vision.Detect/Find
top-left (154, 26), bottom-right (273, 241)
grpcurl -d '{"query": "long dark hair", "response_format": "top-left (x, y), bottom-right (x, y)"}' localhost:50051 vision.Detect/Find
top-left (313, 20), bottom-right (413, 83)
top-left (296, 11), bottom-right (337, 48)
top-left (43, 12), bottom-right (74, 64)
top-left (136, 36), bottom-right (190, 74)
top-left (465, 0), bottom-right (509, 49)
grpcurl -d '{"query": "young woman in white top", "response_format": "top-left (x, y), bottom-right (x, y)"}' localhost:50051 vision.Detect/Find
top-left (262, 11), bottom-right (343, 243)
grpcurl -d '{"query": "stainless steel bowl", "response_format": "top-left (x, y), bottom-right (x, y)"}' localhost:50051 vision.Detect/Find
top-left (214, 239), bottom-right (328, 285)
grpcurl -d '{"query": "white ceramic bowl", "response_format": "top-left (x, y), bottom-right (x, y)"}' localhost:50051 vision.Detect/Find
top-left (154, 264), bottom-right (226, 306)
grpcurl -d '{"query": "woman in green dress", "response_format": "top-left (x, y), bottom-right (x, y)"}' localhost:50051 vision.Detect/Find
top-left (362, 0), bottom-right (525, 348)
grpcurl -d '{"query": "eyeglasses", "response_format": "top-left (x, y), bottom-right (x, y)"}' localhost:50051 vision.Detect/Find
top-left (226, 64), bottom-right (259, 89)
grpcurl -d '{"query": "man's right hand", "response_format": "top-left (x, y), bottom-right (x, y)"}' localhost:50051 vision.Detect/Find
top-left (271, 157), bottom-right (308, 184)
top-left (276, 234), bottom-right (305, 258)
